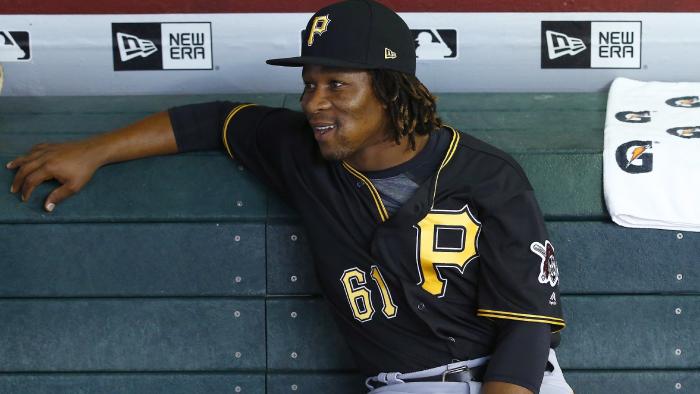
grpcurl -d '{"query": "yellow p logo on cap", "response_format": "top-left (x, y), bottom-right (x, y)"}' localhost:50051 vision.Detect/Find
top-left (307, 15), bottom-right (331, 46)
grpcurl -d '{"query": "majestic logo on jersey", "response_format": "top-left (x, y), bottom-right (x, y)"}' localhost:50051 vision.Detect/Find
top-left (667, 126), bottom-right (700, 139)
top-left (616, 140), bottom-right (653, 174)
top-left (666, 96), bottom-right (700, 108)
top-left (414, 204), bottom-right (481, 297)
top-left (615, 111), bottom-right (651, 123)
top-left (307, 15), bottom-right (331, 46)
top-left (530, 240), bottom-right (559, 287)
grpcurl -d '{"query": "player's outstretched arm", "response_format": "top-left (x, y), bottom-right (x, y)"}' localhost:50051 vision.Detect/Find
top-left (6, 111), bottom-right (178, 212)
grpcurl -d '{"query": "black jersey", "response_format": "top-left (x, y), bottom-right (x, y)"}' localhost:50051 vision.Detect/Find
top-left (170, 102), bottom-right (565, 384)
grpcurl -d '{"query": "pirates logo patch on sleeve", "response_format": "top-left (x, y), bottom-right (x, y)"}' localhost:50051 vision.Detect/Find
top-left (530, 240), bottom-right (560, 287)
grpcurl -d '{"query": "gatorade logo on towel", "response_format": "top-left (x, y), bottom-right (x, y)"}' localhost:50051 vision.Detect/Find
top-left (616, 140), bottom-right (653, 174)
top-left (667, 126), bottom-right (700, 139)
top-left (615, 111), bottom-right (651, 123)
top-left (665, 96), bottom-right (700, 108)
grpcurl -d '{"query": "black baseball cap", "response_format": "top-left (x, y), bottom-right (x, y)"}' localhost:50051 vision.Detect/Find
top-left (266, 0), bottom-right (416, 75)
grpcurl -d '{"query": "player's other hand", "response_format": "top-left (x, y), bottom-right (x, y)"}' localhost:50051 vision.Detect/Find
top-left (6, 139), bottom-right (104, 212)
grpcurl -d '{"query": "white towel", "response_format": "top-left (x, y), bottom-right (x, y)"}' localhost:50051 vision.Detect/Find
top-left (603, 77), bottom-right (700, 232)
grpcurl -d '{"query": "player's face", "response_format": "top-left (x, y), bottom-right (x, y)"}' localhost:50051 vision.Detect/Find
top-left (301, 65), bottom-right (393, 168)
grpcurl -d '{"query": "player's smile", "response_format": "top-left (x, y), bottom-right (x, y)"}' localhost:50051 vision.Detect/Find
top-left (301, 65), bottom-right (397, 170)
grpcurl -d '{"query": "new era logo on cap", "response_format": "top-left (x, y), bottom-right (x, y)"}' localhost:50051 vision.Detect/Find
top-left (384, 48), bottom-right (397, 59)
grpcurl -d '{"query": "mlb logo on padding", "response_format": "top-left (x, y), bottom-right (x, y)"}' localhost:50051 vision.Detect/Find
top-left (0, 31), bottom-right (31, 62)
top-left (411, 29), bottom-right (457, 60)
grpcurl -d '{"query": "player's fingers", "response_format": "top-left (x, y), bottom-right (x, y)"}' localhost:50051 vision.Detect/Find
top-left (19, 168), bottom-right (54, 202)
top-left (10, 158), bottom-right (45, 195)
top-left (44, 183), bottom-right (78, 213)
top-left (6, 148), bottom-right (47, 171)
top-left (29, 143), bottom-right (51, 153)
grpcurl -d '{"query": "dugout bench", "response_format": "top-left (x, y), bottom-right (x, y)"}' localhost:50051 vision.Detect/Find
top-left (0, 93), bottom-right (697, 393)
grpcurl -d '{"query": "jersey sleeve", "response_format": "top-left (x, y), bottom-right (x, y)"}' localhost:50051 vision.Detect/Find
top-left (170, 101), bottom-right (318, 199)
top-left (220, 103), bottom-right (319, 198)
top-left (169, 101), bottom-right (239, 152)
top-left (482, 320), bottom-right (551, 392)
top-left (474, 161), bottom-right (565, 332)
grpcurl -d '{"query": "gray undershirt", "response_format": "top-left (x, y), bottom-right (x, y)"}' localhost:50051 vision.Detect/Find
top-left (371, 174), bottom-right (420, 214)
top-left (367, 127), bottom-right (450, 215)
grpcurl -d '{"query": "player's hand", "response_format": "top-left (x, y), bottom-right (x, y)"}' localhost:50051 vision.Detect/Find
top-left (6, 139), bottom-right (105, 212)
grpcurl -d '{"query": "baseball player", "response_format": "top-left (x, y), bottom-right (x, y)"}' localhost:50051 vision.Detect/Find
top-left (7, 1), bottom-right (572, 393)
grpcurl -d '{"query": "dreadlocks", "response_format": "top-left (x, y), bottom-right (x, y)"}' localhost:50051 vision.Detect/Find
top-left (370, 69), bottom-right (442, 150)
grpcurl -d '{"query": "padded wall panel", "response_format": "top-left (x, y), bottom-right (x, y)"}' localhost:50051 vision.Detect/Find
top-left (0, 95), bottom-right (285, 114)
top-left (1, 223), bottom-right (265, 297)
top-left (266, 296), bottom-right (698, 370)
top-left (266, 221), bottom-right (699, 296)
top-left (0, 113), bottom-right (153, 134)
top-left (266, 224), bottom-right (319, 295)
top-left (434, 93), bottom-right (608, 112)
top-left (266, 298), bottom-right (355, 371)
top-left (565, 371), bottom-right (698, 394)
top-left (514, 153), bottom-right (604, 219)
top-left (0, 299), bottom-right (265, 371)
top-left (267, 373), bottom-right (363, 394)
top-left (266, 371), bottom-right (698, 393)
top-left (0, 373), bottom-right (264, 394)
top-left (558, 295), bottom-right (697, 369)
top-left (0, 154), bottom-right (266, 223)
top-left (551, 222), bottom-right (699, 294)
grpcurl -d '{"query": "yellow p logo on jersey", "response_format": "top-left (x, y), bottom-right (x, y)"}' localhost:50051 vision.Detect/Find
top-left (414, 204), bottom-right (481, 297)
top-left (307, 15), bottom-right (331, 46)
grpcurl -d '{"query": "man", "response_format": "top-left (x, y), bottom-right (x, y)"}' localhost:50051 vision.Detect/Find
top-left (6, 1), bottom-right (572, 393)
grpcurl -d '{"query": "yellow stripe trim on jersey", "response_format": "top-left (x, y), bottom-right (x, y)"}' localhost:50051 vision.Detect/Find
top-left (439, 127), bottom-right (460, 169)
top-left (342, 162), bottom-right (389, 222)
top-left (477, 309), bottom-right (566, 327)
top-left (478, 313), bottom-right (566, 328)
top-left (477, 309), bottom-right (566, 322)
top-left (222, 103), bottom-right (257, 159)
top-left (430, 127), bottom-right (460, 208)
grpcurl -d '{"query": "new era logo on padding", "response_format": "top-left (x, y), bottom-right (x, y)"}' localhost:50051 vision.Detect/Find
top-left (112, 22), bottom-right (213, 71)
top-left (545, 30), bottom-right (586, 59)
top-left (541, 21), bottom-right (641, 69)
top-left (116, 33), bottom-right (158, 61)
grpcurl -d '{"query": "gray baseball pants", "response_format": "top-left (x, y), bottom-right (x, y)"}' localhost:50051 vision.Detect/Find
top-left (367, 349), bottom-right (573, 394)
